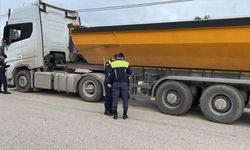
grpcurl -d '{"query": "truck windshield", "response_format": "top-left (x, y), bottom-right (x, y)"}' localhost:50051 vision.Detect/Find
top-left (3, 23), bottom-right (33, 45)
top-left (9, 27), bottom-right (21, 43)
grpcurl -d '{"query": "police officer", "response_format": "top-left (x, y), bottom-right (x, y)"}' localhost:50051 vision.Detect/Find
top-left (104, 57), bottom-right (114, 116)
top-left (107, 53), bottom-right (132, 119)
top-left (0, 54), bottom-right (11, 94)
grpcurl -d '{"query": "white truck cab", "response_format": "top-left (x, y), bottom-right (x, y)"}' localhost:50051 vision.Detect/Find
top-left (3, 1), bottom-right (80, 86)
top-left (2, 1), bottom-right (104, 104)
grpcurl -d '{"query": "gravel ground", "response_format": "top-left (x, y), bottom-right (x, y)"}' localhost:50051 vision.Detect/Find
top-left (0, 88), bottom-right (250, 150)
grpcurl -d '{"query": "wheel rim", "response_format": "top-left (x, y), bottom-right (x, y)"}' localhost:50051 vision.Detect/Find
top-left (19, 76), bottom-right (28, 88)
top-left (162, 90), bottom-right (181, 108)
top-left (82, 80), bottom-right (97, 97)
top-left (209, 95), bottom-right (232, 115)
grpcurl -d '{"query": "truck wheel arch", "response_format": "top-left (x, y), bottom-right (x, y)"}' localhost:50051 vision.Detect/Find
top-left (151, 76), bottom-right (202, 97)
top-left (151, 77), bottom-right (171, 97)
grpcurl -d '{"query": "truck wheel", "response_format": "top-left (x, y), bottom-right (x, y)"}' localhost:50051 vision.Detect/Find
top-left (15, 70), bottom-right (32, 93)
top-left (155, 81), bottom-right (193, 115)
top-left (78, 76), bottom-right (103, 102)
top-left (200, 85), bottom-right (244, 124)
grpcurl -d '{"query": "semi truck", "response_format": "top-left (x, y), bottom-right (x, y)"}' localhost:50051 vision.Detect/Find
top-left (2, 1), bottom-right (250, 124)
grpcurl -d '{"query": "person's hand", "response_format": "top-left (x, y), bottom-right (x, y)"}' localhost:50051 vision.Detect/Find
top-left (107, 84), bottom-right (112, 88)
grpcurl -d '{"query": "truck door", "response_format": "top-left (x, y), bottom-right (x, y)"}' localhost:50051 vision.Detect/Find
top-left (3, 23), bottom-right (33, 80)
top-left (3, 24), bottom-right (22, 80)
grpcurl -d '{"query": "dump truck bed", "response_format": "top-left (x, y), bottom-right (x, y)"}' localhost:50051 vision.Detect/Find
top-left (71, 17), bottom-right (250, 72)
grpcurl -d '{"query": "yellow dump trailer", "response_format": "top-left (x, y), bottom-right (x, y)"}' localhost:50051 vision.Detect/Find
top-left (71, 17), bottom-right (250, 71)
top-left (69, 18), bottom-right (250, 124)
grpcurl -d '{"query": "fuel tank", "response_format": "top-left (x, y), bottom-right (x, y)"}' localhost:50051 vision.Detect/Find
top-left (71, 17), bottom-right (250, 71)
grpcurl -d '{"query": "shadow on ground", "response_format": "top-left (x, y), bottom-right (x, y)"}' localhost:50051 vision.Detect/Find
top-left (12, 88), bottom-right (250, 126)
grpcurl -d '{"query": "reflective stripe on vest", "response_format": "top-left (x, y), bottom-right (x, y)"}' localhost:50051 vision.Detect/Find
top-left (108, 60), bottom-right (112, 65)
top-left (111, 60), bottom-right (129, 68)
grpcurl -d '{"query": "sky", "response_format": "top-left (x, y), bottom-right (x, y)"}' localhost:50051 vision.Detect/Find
top-left (1, 0), bottom-right (250, 39)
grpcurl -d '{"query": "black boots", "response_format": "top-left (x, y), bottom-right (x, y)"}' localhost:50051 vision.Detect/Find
top-left (112, 111), bottom-right (128, 119)
top-left (113, 112), bottom-right (118, 119)
top-left (123, 111), bottom-right (128, 119)
top-left (3, 91), bottom-right (11, 94)
top-left (0, 90), bottom-right (11, 94)
top-left (104, 109), bottom-right (113, 116)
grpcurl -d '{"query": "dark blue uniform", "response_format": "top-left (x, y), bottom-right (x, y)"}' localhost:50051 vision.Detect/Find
top-left (108, 59), bottom-right (132, 119)
top-left (0, 57), bottom-right (9, 93)
top-left (104, 60), bottom-right (113, 115)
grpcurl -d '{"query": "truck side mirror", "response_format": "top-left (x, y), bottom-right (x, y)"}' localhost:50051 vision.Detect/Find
top-left (3, 26), bottom-right (10, 45)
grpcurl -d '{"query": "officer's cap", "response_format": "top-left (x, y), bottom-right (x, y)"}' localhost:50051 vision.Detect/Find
top-left (115, 53), bottom-right (125, 59)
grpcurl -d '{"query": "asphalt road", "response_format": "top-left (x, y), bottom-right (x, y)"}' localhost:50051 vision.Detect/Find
top-left (0, 88), bottom-right (250, 150)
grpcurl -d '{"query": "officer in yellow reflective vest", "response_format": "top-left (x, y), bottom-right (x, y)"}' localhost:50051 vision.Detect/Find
top-left (107, 53), bottom-right (132, 119)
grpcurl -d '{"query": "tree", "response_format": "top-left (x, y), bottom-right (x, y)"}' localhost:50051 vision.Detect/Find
top-left (194, 16), bottom-right (202, 21)
top-left (203, 15), bottom-right (211, 20)
top-left (194, 15), bottom-right (211, 21)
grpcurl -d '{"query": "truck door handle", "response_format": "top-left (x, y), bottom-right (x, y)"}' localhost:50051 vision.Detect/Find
top-left (17, 55), bottom-right (22, 59)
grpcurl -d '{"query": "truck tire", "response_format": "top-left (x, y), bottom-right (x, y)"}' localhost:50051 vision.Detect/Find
top-left (200, 85), bottom-right (244, 124)
top-left (155, 81), bottom-right (193, 115)
top-left (78, 76), bottom-right (103, 102)
top-left (15, 70), bottom-right (32, 93)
